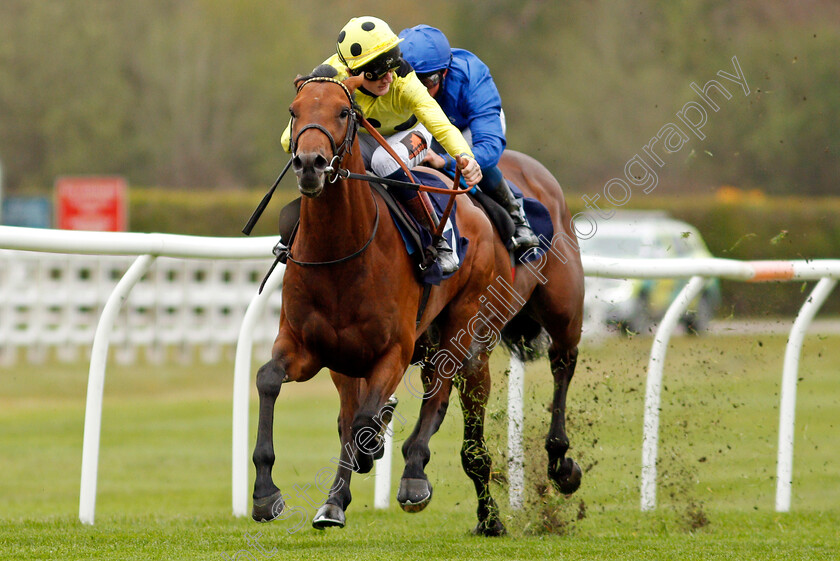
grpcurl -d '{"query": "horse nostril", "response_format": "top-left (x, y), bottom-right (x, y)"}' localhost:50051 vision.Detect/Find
top-left (292, 155), bottom-right (304, 172)
top-left (313, 154), bottom-right (329, 172)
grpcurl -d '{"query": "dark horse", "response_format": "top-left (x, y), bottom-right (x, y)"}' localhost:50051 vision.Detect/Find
top-left (251, 75), bottom-right (584, 535)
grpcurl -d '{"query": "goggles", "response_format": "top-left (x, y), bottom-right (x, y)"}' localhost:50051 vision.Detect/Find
top-left (416, 71), bottom-right (442, 89)
top-left (357, 52), bottom-right (401, 81)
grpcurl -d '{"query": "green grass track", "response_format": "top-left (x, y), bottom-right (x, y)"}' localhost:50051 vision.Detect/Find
top-left (1, 334), bottom-right (837, 559)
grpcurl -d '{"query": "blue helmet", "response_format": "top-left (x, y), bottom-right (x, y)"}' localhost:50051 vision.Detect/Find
top-left (398, 25), bottom-right (451, 74)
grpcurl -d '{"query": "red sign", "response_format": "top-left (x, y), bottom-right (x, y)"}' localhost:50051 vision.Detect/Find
top-left (55, 176), bottom-right (128, 231)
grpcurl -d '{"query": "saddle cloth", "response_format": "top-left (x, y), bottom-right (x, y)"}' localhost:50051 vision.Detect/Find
top-left (380, 170), bottom-right (554, 283)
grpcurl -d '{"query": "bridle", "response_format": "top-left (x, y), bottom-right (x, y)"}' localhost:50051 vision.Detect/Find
top-left (289, 77), bottom-right (360, 184)
top-left (281, 77), bottom-right (380, 268)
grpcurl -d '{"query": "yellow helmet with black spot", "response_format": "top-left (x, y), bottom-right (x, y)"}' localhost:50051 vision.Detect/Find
top-left (336, 16), bottom-right (403, 80)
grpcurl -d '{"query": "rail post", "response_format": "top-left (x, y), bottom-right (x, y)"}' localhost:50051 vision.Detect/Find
top-left (640, 275), bottom-right (705, 511)
top-left (79, 254), bottom-right (157, 525)
top-left (507, 354), bottom-right (526, 509)
top-left (775, 277), bottom-right (837, 511)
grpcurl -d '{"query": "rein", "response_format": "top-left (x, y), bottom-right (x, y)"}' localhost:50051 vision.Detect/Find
top-left (249, 75), bottom-right (471, 288)
top-left (327, 115), bottom-right (473, 196)
top-left (278, 77), bottom-right (379, 269)
top-left (255, 77), bottom-right (375, 288)
top-left (278, 190), bottom-right (380, 268)
top-left (258, 181), bottom-right (381, 293)
top-left (326, 161), bottom-right (472, 195)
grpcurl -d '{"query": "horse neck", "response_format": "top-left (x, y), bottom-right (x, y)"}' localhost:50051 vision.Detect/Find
top-left (296, 153), bottom-right (376, 262)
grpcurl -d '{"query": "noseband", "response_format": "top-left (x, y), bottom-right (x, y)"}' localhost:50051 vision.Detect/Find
top-left (289, 77), bottom-right (360, 178)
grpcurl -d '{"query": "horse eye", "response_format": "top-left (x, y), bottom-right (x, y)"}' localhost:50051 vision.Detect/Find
top-left (339, 108), bottom-right (350, 119)
top-left (289, 107), bottom-right (296, 118)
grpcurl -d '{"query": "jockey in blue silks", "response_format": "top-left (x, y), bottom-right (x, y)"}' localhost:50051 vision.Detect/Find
top-left (398, 24), bottom-right (539, 251)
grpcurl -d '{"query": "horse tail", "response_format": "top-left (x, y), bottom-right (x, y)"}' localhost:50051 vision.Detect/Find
top-left (500, 311), bottom-right (549, 363)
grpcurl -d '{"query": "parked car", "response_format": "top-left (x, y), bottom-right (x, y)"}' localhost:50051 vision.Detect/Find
top-left (578, 212), bottom-right (721, 335)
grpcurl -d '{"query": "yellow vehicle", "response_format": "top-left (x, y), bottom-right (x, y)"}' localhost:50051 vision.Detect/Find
top-left (579, 212), bottom-right (721, 335)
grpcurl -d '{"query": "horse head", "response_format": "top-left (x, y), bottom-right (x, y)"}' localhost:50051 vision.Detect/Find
top-left (289, 75), bottom-right (364, 198)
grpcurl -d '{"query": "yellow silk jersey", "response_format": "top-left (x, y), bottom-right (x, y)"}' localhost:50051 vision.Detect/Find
top-left (281, 54), bottom-right (473, 160)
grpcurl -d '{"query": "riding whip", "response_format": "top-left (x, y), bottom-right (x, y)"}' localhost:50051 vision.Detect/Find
top-left (242, 158), bottom-right (293, 236)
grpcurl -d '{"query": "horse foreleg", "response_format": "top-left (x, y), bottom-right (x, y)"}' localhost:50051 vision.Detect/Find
top-left (251, 359), bottom-right (287, 521)
top-left (312, 371), bottom-right (359, 529)
top-left (458, 357), bottom-right (506, 536)
top-left (398, 360), bottom-right (454, 512)
top-left (546, 345), bottom-right (583, 494)
top-left (252, 336), bottom-right (320, 523)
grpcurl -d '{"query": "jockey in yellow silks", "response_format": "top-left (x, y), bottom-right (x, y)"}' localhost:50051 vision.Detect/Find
top-left (281, 16), bottom-right (481, 275)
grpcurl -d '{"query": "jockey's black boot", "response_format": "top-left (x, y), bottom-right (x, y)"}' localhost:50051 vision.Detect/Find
top-left (488, 178), bottom-right (540, 251)
top-left (403, 194), bottom-right (460, 275)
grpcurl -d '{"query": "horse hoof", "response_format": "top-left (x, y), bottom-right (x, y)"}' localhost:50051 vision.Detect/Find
top-left (397, 478), bottom-right (433, 512)
top-left (472, 518), bottom-right (507, 537)
top-left (550, 457), bottom-right (583, 495)
top-left (312, 503), bottom-right (346, 529)
top-left (252, 490), bottom-right (285, 522)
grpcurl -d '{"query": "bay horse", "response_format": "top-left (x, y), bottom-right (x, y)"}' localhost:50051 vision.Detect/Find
top-left (251, 74), bottom-right (584, 536)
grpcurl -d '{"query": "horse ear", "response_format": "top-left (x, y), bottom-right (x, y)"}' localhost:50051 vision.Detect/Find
top-left (293, 74), bottom-right (308, 89)
top-left (343, 75), bottom-right (365, 94)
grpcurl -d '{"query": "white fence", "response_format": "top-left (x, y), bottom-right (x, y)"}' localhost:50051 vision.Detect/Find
top-left (1, 225), bottom-right (837, 525)
top-left (1, 251), bottom-right (282, 367)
